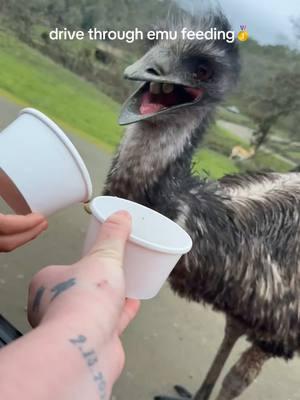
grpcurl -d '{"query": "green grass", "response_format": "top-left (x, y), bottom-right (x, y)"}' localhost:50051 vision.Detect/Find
top-left (247, 152), bottom-right (292, 172)
top-left (286, 151), bottom-right (300, 162)
top-left (203, 123), bottom-right (292, 173)
top-left (193, 148), bottom-right (239, 179)
top-left (0, 31), bottom-right (122, 151)
top-left (204, 123), bottom-right (248, 156)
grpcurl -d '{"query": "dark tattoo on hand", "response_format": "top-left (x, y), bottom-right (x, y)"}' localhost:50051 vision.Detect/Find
top-left (82, 350), bottom-right (98, 367)
top-left (69, 335), bottom-right (106, 399)
top-left (32, 286), bottom-right (46, 312)
top-left (70, 335), bottom-right (86, 345)
top-left (50, 278), bottom-right (76, 301)
top-left (32, 278), bottom-right (77, 313)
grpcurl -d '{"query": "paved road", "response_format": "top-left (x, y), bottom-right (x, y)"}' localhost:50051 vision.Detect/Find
top-left (1, 97), bottom-right (300, 400)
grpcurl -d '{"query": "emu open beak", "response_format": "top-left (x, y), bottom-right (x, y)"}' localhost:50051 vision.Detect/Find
top-left (118, 52), bottom-right (204, 125)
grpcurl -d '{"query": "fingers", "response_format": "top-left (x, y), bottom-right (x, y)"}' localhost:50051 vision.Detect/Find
top-left (87, 211), bottom-right (132, 268)
top-left (118, 298), bottom-right (140, 334)
top-left (0, 220), bottom-right (48, 252)
top-left (0, 213), bottom-right (47, 235)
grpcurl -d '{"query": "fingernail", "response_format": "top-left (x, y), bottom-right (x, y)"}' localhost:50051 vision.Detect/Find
top-left (113, 210), bottom-right (132, 220)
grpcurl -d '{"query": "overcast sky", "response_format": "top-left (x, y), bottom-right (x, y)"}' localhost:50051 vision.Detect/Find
top-left (177, 0), bottom-right (300, 47)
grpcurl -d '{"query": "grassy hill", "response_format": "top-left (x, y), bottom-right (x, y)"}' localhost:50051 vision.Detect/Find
top-left (0, 30), bottom-right (122, 151)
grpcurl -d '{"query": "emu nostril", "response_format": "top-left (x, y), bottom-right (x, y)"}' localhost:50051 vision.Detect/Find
top-left (146, 67), bottom-right (161, 76)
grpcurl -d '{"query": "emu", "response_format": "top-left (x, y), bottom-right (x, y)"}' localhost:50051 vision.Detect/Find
top-left (103, 10), bottom-right (300, 400)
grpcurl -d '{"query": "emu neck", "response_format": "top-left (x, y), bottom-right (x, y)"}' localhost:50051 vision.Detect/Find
top-left (105, 111), bottom-right (211, 202)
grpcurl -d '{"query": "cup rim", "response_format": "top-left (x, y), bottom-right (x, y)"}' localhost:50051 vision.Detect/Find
top-left (19, 108), bottom-right (93, 202)
top-left (90, 196), bottom-right (193, 255)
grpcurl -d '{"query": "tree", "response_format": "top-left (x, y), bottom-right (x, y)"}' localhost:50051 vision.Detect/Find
top-left (291, 16), bottom-right (300, 40)
top-left (249, 69), bottom-right (300, 151)
top-left (2, 0), bottom-right (45, 41)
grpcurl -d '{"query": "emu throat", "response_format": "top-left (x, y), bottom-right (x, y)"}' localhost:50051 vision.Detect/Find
top-left (104, 115), bottom-right (207, 202)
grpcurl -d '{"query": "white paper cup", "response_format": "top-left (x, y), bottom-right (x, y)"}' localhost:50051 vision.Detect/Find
top-left (0, 108), bottom-right (93, 216)
top-left (83, 196), bottom-right (193, 300)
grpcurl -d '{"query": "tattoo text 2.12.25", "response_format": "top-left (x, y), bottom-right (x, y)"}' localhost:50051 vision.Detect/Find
top-left (70, 334), bottom-right (106, 400)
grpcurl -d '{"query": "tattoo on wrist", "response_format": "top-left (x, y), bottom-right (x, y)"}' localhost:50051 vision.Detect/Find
top-left (32, 286), bottom-right (46, 312)
top-left (50, 278), bottom-right (77, 301)
top-left (69, 335), bottom-right (106, 400)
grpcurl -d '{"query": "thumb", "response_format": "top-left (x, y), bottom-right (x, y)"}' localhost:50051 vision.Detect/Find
top-left (87, 210), bottom-right (132, 268)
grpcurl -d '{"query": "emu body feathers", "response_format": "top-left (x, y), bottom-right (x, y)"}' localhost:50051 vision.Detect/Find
top-left (104, 8), bottom-right (300, 400)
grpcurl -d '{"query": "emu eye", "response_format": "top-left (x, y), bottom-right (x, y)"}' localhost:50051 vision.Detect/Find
top-left (193, 66), bottom-right (212, 81)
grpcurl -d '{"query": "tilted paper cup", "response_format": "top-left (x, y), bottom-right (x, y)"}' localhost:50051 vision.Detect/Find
top-left (0, 108), bottom-right (92, 216)
top-left (83, 196), bottom-right (193, 300)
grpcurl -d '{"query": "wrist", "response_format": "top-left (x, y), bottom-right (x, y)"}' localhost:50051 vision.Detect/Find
top-left (37, 283), bottom-right (121, 340)
top-left (39, 299), bottom-right (110, 348)
top-left (39, 300), bottom-right (124, 389)
top-left (36, 317), bottom-right (116, 399)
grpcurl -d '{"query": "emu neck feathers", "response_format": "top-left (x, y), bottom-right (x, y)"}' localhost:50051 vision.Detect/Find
top-left (104, 114), bottom-right (209, 201)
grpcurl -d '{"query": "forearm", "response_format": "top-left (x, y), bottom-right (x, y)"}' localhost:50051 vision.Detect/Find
top-left (0, 318), bottom-right (114, 400)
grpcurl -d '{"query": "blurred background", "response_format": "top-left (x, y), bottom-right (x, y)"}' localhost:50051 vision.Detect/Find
top-left (0, 1), bottom-right (300, 399)
top-left (0, 0), bottom-right (299, 176)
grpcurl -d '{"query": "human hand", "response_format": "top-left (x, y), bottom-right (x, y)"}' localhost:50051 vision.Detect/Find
top-left (27, 211), bottom-right (140, 392)
top-left (0, 213), bottom-right (48, 252)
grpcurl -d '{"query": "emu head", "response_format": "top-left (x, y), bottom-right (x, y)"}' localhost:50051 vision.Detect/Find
top-left (119, 10), bottom-right (240, 125)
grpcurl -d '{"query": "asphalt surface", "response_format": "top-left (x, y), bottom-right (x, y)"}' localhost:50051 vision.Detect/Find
top-left (1, 96), bottom-right (300, 400)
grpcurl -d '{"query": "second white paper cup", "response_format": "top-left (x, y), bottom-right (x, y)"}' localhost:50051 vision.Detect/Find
top-left (0, 108), bottom-right (92, 216)
top-left (83, 196), bottom-right (193, 300)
